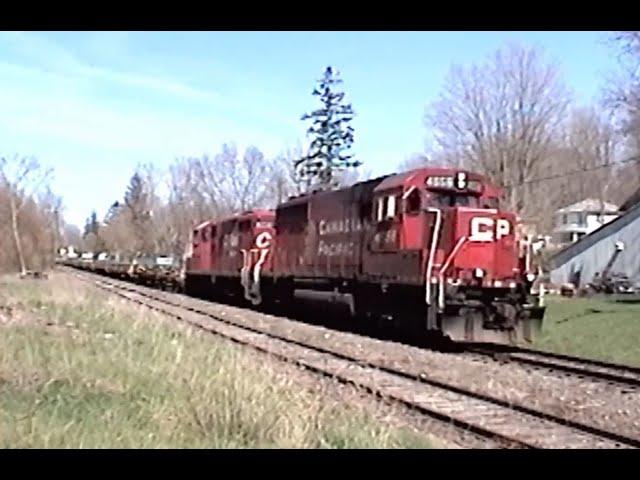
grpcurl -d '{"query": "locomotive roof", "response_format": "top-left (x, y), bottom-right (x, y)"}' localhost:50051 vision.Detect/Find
top-left (275, 167), bottom-right (500, 211)
top-left (193, 219), bottom-right (214, 231)
top-left (277, 175), bottom-right (391, 209)
top-left (192, 209), bottom-right (274, 231)
top-left (217, 209), bottom-right (275, 224)
top-left (374, 167), bottom-right (490, 192)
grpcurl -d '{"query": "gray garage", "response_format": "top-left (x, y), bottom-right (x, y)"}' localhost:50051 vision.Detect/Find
top-left (550, 200), bottom-right (640, 287)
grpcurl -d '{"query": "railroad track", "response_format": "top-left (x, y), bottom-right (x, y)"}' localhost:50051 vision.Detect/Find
top-left (69, 268), bottom-right (639, 449)
top-left (465, 345), bottom-right (640, 392)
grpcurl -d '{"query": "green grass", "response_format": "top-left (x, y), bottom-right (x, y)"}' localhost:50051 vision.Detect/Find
top-left (0, 274), bottom-right (433, 448)
top-left (534, 295), bottom-right (640, 366)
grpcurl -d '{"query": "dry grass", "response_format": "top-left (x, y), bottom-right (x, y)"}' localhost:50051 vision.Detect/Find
top-left (0, 273), bottom-right (433, 448)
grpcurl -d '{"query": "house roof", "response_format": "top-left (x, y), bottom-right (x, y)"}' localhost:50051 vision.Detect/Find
top-left (556, 198), bottom-right (619, 214)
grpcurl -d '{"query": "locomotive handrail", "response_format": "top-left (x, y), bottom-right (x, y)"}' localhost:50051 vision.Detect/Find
top-left (438, 236), bottom-right (468, 310)
top-left (425, 207), bottom-right (442, 305)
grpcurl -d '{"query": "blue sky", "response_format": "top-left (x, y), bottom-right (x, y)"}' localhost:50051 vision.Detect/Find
top-left (0, 31), bottom-right (617, 227)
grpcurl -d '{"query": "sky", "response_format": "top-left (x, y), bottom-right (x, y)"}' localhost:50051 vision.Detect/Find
top-left (0, 31), bottom-right (618, 228)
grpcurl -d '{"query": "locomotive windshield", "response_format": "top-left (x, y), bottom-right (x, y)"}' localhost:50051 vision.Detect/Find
top-left (430, 192), bottom-right (480, 208)
top-left (429, 192), bottom-right (500, 209)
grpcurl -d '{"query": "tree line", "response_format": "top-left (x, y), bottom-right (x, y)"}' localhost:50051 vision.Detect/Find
top-left (0, 156), bottom-right (60, 274)
top-left (404, 35), bottom-right (640, 233)
top-left (79, 66), bottom-right (365, 263)
top-left (2, 32), bottom-right (640, 272)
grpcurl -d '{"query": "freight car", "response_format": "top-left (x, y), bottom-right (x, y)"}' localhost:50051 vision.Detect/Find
top-left (184, 167), bottom-right (545, 345)
top-left (64, 253), bottom-right (182, 291)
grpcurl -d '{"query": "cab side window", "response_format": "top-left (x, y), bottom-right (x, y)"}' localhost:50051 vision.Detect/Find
top-left (386, 194), bottom-right (396, 219)
top-left (375, 194), bottom-right (401, 222)
top-left (376, 197), bottom-right (386, 222)
top-left (404, 188), bottom-right (421, 215)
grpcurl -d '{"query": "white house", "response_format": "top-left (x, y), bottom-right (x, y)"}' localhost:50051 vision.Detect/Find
top-left (552, 199), bottom-right (620, 246)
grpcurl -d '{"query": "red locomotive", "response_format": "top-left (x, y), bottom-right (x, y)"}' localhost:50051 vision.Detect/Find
top-left (184, 167), bottom-right (545, 345)
top-left (185, 210), bottom-right (275, 304)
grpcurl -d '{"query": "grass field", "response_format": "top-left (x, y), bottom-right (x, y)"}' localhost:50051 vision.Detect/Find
top-left (0, 274), bottom-right (433, 449)
top-left (3, 273), bottom-right (638, 448)
top-left (535, 295), bottom-right (640, 366)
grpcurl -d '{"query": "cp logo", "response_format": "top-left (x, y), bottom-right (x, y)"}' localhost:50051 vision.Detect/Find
top-left (469, 217), bottom-right (511, 242)
top-left (255, 232), bottom-right (272, 249)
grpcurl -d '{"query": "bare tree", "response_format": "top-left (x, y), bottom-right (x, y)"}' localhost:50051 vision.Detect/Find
top-left (166, 157), bottom-right (217, 257)
top-left (195, 144), bottom-right (272, 213)
top-left (38, 187), bottom-right (64, 266)
top-left (269, 143), bottom-right (307, 205)
top-left (562, 107), bottom-right (619, 203)
top-left (425, 43), bottom-right (572, 222)
top-left (335, 165), bottom-right (373, 188)
top-left (0, 155), bottom-right (52, 274)
top-left (62, 223), bottom-right (83, 248)
top-left (605, 31), bottom-right (640, 182)
top-left (397, 153), bottom-right (432, 172)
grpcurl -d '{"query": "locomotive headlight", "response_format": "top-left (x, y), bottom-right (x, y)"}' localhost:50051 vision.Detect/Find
top-left (526, 273), bottom-right (536, 282)
top-left (474, 268), bottom-right (484, 278)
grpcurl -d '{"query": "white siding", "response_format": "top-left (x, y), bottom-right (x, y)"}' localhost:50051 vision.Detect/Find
top-left (584, 213), bottom-right (618, 232)
top-left (550, 208), bottom-right (640, 286)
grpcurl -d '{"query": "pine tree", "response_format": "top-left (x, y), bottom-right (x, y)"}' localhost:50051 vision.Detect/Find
top-left (104, 201), bottom-right (121, 225)
top-left (83, 210), bottom-right (100, 238)
top-left (82, 210), bottom-right (105, 253)
top-left (125, 173), bottom-right (146, 212)
top-left (124, 172), bottom-right (153, 255)
top-left (296, 66), bottom-right (360, 190)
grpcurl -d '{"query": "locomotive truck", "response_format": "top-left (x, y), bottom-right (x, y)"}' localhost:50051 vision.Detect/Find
top-left (184, 167), bottom-right (545, 345)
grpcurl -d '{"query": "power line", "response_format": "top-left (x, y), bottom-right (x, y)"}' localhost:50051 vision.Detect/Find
top-left (502, 153), bottom-right (640, 190)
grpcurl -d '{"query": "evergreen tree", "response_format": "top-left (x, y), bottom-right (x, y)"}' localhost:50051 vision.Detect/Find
top-left (82, 210), bottom-right (105, 253)
top-left (125, 173), bottom-right (146, 212)
top-left (296, 66), bottom-right (360, 190)
top-left (83, 210), bottom-right (100, 238)
top-left (104, 201), bottom-right (122, 225)
top-left (124, 171), bottom-right (153, 255)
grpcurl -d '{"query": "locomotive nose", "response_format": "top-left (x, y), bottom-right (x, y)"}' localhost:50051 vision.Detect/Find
top-left (447, 207), bottom-right (519, 283)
